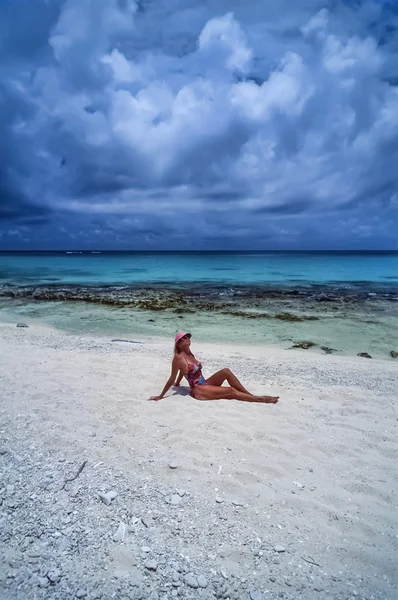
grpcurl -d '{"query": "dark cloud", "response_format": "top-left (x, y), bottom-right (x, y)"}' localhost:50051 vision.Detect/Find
top-left (0, 0), bottom-right (397, 249)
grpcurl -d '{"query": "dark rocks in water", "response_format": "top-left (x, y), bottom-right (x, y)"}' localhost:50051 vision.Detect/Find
top-left (274, 312), bottom-right (319, 322)
top-left (227, 311), bottom-right (262, 319)
top-left (16, 323), bottom-right (29, 328)
top-left (292, 341), bottom-right (317, 350)
top-left (389, 350), bottom-right (398, 358)
top-left (148, 319), bottom-right (155, 322)
top-left (224, 311), bottom-right (319, 322)
top-left (173, 308), bottom-right (196, 314)
top-left (320, 346), bottom-right (337, 354)
top-left (357, 352), bottom-right (372, 359)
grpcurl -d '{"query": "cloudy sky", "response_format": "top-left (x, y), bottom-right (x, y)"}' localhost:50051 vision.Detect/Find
top-left (1, 0), bottom-right (397, 250)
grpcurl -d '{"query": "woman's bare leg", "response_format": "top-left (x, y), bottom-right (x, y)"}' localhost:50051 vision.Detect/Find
top-left (205, 368), bottom-right (253, 395)
top-left (193, 385), bottom-right (279, 404)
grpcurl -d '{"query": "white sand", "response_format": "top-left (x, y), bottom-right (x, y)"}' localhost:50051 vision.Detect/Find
top-left (1, 322), bottom-right (397, 598)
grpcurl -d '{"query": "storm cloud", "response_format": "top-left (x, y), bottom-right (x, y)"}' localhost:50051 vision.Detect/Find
top-left (0, 0), bottom-right (397, 249)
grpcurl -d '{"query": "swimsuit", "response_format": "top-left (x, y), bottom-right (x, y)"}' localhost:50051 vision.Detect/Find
top-left (183, 357), bottom-right (207, 395)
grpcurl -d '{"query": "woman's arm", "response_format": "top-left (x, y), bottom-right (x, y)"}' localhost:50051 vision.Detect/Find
top-left (149, 357), bottom-right (184, 401)
top-left (174, 370), bottom-right (184, 386)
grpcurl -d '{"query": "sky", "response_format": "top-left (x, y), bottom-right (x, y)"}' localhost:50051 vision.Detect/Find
top-left (0, 0), bottom-right (397, 251)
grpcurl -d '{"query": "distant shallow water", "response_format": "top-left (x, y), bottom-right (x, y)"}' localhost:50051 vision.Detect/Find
top-left (1, 251), bottom-right (397, 358)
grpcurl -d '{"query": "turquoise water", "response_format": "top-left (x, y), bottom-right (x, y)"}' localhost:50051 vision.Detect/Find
top-left (0, 251), bottom-right (397, 358)
top-left (0, 251), bottom-right (397, 286)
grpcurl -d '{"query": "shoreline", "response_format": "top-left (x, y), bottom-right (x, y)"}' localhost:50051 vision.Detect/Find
top-left (1, 306), bottom-right (397, 362)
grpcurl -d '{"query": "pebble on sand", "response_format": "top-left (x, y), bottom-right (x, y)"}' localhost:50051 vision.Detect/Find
top-left (273, 545), bottom-right (286, 553)
top-left (145, 559), bottom-right (158, 571)
top-left (169, 462), bottom-right (179, 469)
top-left (184, 574), bottom-right (199, 589)
top-left (98, 490), bottom-right (118, 506)
top-left (250, 591), bottom-right (264, 600)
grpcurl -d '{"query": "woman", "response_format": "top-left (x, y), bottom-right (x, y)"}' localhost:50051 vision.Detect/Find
top-left (149, 331), bottom-right (279, 403)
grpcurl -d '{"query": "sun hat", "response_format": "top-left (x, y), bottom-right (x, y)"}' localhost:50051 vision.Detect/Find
top-left (174, 331), bottom-right (191, 343)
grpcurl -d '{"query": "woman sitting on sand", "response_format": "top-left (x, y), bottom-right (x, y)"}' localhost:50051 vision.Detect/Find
top-left (149, 331), bottom-right (279, 403)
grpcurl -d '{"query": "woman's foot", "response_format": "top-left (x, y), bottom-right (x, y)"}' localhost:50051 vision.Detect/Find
top-left (261, 396), bottom-right (279, 404)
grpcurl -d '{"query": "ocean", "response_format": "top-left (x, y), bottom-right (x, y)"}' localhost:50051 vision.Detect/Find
top-left (1, 251), bottom-right (397, 358)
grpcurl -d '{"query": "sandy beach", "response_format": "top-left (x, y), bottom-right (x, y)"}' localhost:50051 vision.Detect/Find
top-left (0, 322), bottom-right (397, 600)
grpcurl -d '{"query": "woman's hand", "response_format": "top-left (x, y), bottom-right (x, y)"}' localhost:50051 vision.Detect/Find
top-left (148, 395), bottom-right (164, 401)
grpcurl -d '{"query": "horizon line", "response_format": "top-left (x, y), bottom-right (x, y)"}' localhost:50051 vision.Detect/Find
top-left (0, 249), bottom-right (397, 254)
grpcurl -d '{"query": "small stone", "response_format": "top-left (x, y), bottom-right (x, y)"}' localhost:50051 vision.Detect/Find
top-left (215, 496), bottom-right (224, 504)
top-left (141, 546), bottom-right (151, 553)
top-left (250, 591), bottom-right (264, 600)
top-left (285, 579), bottom-right (293, 587)
top-left (169, 462), bottom-right (179, 469)
top-left (357, 352), bottom-right (372, 359)
top-left (184, 574), bottom-right (199, 588)
top-left (76, 590), bottom-right (87, 599)
top-left (17, 323), bottom-right (29, 328)
top-left (99, 493), bottom-right (112, 506)
top-left (99, 490), bottom-right (118, 506)
top-left (314, 585), bottom-right (324, 592)
top-left (390, 350), bottom-right (398, 358)
top-left (38, 576), bottom-right (49, 587)
top-left (145, 560), bottom-right (158, 571)
top-left (197, 575), bottom-right (208, 588)
top-left (47, 568), bottom-right (61, 583)
top-left (113, 521), bottom-right (126, 542)
top-left (0, 449), bottom-right (8, 455)
top-left (273, 545), bottom-right (285, 553)
top-left (269, 576), bottom-right (276, 583)
top-left (170, 494), bottom-right (182, 505)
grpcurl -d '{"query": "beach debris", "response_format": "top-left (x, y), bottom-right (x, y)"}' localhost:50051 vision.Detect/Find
top-left (75, 590), bottom-right (87, 599)
top-left (291, 341), bottom-right (316, 350)
top-left (390, 350), bottom-right (398, 358)
top-left (273, 545), bottom-right (286, 553)
top-left (111, 339), bottom-right (141, 344)
top-left (320, 346), bottom-right (337, 354)
top-left (16, 323), bottom-right (28, 328)
top-left (301, 555), bottom-right (320, 567)
top-left (0, 449), bottom-right (8, 455)
top-left (98, 490), bottom-right (118, 506)
top-left (292, 481), bottom-right (305, 489)
top-left (169, 462), bottom-right (179, 469)
top-left (215, 496), bottom-right (224, 503)
top-left (61, 460), bottom-right (87, 490)
top-left (357, 352), bottom-right (372, 359)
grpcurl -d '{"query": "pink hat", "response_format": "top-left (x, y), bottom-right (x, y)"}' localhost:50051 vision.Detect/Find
top-left (174, 331), bottom-right (191, 343)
